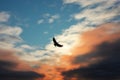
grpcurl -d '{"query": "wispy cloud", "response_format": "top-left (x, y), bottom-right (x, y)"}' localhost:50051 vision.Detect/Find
top-left (20, 44), bottom-right (35, 50)
top-left (43, 13), bottom-right (51, 18)
top-left (64, 0), bottom-right (120, 25)
top-left (43, 31), bottom-right (48, 34)
top-left (48, 14), bottom-right (60, 23)
top-left (0, 11), bottom-right (10, 22)
top-left (63, 0), bottom-right (116, 8)
top-left (73, 5), bottom-right (119, 25)
top-left (37, 14), bottom-right (60, 24)
top-left (37, 19), bottom-right (44, 24)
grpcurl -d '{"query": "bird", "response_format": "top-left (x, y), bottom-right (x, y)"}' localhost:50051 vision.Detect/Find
top-left (53, 37), bottom-right (63, 47)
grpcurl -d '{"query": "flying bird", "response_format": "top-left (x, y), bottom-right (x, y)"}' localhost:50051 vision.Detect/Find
top-left (53, 37), bottom-right (63, 47)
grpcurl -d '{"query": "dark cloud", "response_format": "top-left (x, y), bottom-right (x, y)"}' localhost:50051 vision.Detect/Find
top-left (0, 48), bottom-right (44, 80)
top-left (0, 60), bottom-right (44, 80)
top-left (62, 39), bottom-right (120, 80)
top-left (73, 38), bottom-right (120, 64)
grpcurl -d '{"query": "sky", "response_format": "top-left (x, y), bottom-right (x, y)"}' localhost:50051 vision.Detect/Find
top-left (0, 0), bottom-right (120, 80)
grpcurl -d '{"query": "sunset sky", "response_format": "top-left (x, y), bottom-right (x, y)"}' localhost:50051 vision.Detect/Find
top-left (0, 0), bottom-right (120, 80)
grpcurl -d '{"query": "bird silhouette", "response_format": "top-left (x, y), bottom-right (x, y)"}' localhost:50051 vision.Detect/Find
top-left (53, 37), bottom-right (63, 47)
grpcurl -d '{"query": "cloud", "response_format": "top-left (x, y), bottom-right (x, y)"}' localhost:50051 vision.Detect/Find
top-left (0, 11), bottom-right (10, 22)
top-left (71, 22), bottom-right (120, 56)
top-left (0, 48), bottom-right (44, 80)
top-left (61, 22), bottom-right (120, 80)
top-left (38, 14), bottom-right (60, 24)
top-left (0, 25), bottom-right (23, 49)
top-left (62, 39), bottom-right (120, 80)
top-left (64, 0), bottom-right (120, 25)
top-left (43, 13), bottom-right (51, 18)
top-left (48, 14), bottom-right (60, 23)
top-left (20, 44), bottom-right (35, 50)
top-left (63, 0), bottom-right (117, 8)
top-left (73, 5), bottom-right (120, 25)
top-left (0, 61), bottom-right (44, 80)
top-left (0, 25), bottom-right (22, 36)
top-left (43, 31), bottom-right (48, 34)
top-left (0, 34), bottom-right (22, 43)
top-left (37, 19), bottom-right (44, 24)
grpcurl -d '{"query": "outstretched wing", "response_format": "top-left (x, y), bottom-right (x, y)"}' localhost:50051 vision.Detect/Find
top-left (53, 37), bottom-right (63, 47)
top-left (55, 42), bottom-right (63, 47)
top-left (53, 37), bottom-right (57, 44)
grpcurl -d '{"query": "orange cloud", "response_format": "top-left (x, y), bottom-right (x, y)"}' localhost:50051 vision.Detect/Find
top-left (72, 22), bottom-right (120, 56)
top-left (0, 48), bottom-right (15, 61)
top-left (46, 22), bottom-right (119, 80)
top-left (61, 22), bottom-right (120, 80)
top-left (0, 48), bottom-right (31, 71)
top-left (35, 64), bottom-right (64, 80)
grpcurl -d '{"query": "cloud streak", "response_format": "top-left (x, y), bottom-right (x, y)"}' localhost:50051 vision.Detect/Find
top-left (37, 14), bottom-right (60, 24)
top-left (64, 0), bottom-right (120, 25)
top-left (48, 14), bottom-right (59, 23)
top-left (0, 11), bottom-right (10, 22)
top-left (37, 19), bottom-right (44, 24)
